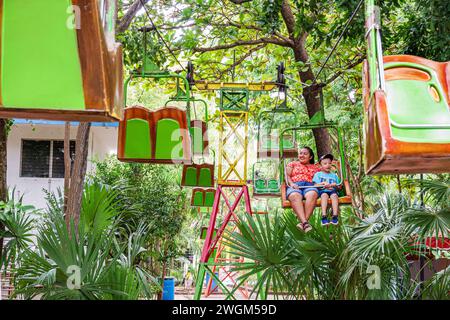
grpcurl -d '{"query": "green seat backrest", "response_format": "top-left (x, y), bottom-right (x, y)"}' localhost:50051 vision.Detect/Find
top-left (207, 248), bottom-right (217, 263)
top-left (192, 190), bottom-right (204, 207)
top-left (385, 62), bottom-right (450, 143)
top-left (155, 118), bottom-right (183, 159)
top-left (255, 179), bottom-right (267, 192)
top-left (124, 119), bottom-right (151, 159)
top-left (200, 228), bottom-right (207, 239)
top-left (267, 179), bottom-right (280, 192)
top-left (198, 168), bottom-right (213, 187)
top-left (255, 201), bottom-right (266, 212)
top-left (199, 207), bottom-right (210, 214)
top-left (190, 126), bottom-right (204, 155)
top-left (200, 228), bottom-right (217, 240)
top-left (184, 167), bottom-right (198, 186)
top-left (2, 0), bottom-right (85, 110)
top-left (204, 191), bottom-right (215, 207)
top-left (282, 135), bottom-right (294, 149)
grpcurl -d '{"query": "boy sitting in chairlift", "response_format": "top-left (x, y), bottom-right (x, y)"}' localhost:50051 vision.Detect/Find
top-left (312, 154), bottom-right (342, 226)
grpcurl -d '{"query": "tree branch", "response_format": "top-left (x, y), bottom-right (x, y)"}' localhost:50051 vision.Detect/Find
top-left (194, 37), bottom-right (290, 53)
top-left (323, 55), bottom-right (365, 85)
top-left (280, 0), bottom-right (296, 40)
top-left (141, 23), bottom-right (197, 31)
top-left (212, 21), bottom-right (294, 46)
top-left (218, 44), bottom-right (267, 77)
top-left (117, 0), bottom-right (150, 33)
top-left (229, 0), bottom-right (253, 3)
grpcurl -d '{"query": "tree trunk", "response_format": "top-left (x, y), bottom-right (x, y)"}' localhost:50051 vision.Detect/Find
top-left (293, 54), bottom-right (332, 156)
top-left (117, 0), bottom-right (150, 33)
top-left (66, 122), bottom-right (91, 234)
top-left (280, 0), bottom-right (332, 157)
top-left (0, 119), bottom-right (7, 260)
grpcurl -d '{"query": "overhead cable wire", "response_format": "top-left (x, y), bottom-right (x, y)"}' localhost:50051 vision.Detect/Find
top-left (139, 0), bottom-right (186, 71)
top-left (313, 0), bottom-right (365, 84)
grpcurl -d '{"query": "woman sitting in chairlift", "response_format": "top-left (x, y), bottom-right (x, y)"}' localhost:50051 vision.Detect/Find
top-left (285, 146), bottom-right (320, 233)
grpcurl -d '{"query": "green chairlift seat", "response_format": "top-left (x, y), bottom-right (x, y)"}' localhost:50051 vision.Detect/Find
top-left (200, 227), bottom-right (218, 240)
top-left (252, 160), bottom-right (281, 198)
top-left (191, 188), bottom-right (216, 207)
top-left (279, 123), bottom-right (353, 208)
top-left (166, 96), bottom-right (210, 157)
top-left (363, 0), bottom-right (450, 174)
top-left (118, 106), bottom-right (192, 164)
top-left (124, 118), bottom-right (151, 159)
top-left (0, 0), bottom-right (124, 121)
top-left (155, 118), bottom-right (184, 160)
top-left (384, 61), bottom-right (450, 143)
top-left (182, 164), bottom-right (215, 187)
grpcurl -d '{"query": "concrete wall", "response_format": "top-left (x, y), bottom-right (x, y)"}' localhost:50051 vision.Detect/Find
top-left (7, 123), bottom-right (118, 209)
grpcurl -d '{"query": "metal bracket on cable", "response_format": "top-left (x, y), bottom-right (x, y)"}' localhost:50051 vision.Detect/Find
top-left (276, 62), bottom-right (287, 93)
top-left (187, 61), bottom-right (195, 89)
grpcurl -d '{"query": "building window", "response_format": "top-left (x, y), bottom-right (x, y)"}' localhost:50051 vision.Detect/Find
top-left (20, 140), bottom-right (76, 178)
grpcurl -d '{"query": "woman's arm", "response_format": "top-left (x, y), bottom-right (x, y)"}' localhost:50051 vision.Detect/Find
top-left (286, 166), bottom-right (298, 189)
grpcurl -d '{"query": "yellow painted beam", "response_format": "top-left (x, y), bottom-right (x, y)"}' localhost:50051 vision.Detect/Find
top-left (194, 81), bottom-right (278, 91)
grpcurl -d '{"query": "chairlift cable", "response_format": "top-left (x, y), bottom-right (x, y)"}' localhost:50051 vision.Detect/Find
top-left (139, 0), bottom-right (186, 71)
top-left (284, 74), bottom-right (310, 87)
top-left (313, 0), bottom-right (364, 84)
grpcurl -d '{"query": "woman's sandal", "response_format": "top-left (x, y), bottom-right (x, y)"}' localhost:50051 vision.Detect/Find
top-left (302, 222), bottom-right (313, 233)
top-left (296, 223), bottom-right (304, 231)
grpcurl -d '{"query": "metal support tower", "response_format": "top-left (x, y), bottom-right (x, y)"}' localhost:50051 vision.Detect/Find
top-left (194, 88), bottom-right (252, 299)
top-left (192, 81), bottom-right (278, 300)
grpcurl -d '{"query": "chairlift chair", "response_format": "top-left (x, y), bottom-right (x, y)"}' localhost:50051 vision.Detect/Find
top-left (363, 0), bottom-right (450, 174)
top-left (0, 0), bottom-right (124, 121)
top-left (279, 123), bottom-right (353, 208)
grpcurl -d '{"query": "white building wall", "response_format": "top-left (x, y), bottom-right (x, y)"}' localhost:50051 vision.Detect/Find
top-left (7, 123), bottom-right (118, 209)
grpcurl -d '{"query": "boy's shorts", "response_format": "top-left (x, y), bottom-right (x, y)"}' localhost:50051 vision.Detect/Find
top-left (318, 188), bottom-right (338, 196)
top-left (286, 181), bottom-right (318, 198)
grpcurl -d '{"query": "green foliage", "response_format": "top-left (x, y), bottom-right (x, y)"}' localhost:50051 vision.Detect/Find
top-left (397, 0), bottom-right (450, 61)
top-left (80, 182), bottom-right (120, 237)
top-left (0, 190), bottom-right (35, 270)
top-left (89, 156), bottom-right (192, 288)
top-left (90, 156), bottom-right (187, 240)
top-left (225, 190), bottom-right (450, 300)
top-left (12, 184), bottom-right (157, 300)
top-left (259, 0), bottom-right (284, 33)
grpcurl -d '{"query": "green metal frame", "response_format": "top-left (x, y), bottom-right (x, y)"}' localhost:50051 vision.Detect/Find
top-left (365, 0), bottom-right (385, 97)
top-left (251, 160), bottom-right (282, 196)
top-left (124, 26), bottom-right (193, 127)
top-left (256, 103), bottom-right (298, 154)
top-left (165, 96), bottom-right (209, 123)
top-left (219, 88), bottom-right (249, 111)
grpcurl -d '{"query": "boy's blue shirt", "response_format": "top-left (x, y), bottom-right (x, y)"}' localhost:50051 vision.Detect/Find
top-left (312, 171), bottom-right (340, 186)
